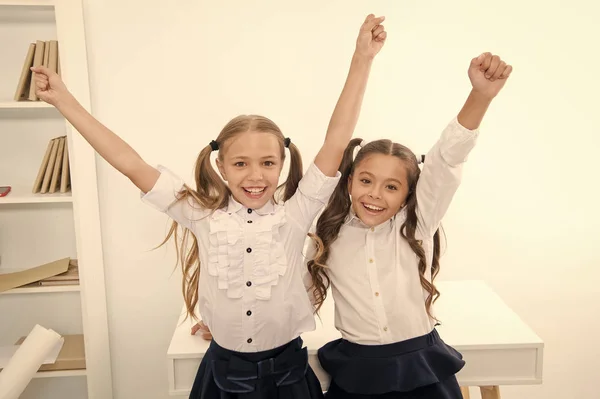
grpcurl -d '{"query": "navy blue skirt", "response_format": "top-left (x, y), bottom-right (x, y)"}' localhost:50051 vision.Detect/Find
top-left (189, 337), bottom-right (324, 399)
top-left (318, 329), bottom-right (465, 399)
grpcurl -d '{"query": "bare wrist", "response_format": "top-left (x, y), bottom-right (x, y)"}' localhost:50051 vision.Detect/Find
top-left (55, 92), bottom-right (78, 111)
top-left (457, 90), bottom-right (493, 130)
top-left (352, 52), bottom-right (374, 66)
top-left (469, 89), bottom-right (495, 104)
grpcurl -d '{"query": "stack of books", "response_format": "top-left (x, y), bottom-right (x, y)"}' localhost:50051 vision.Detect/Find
top-left (38, 259), bottom-right (79, 286)
top-left (14, 40), bottom-right (60, 102)
top-left (0, 258), bottom-right (79, 293)
top-left (32, 135), bottom-right (71, 194)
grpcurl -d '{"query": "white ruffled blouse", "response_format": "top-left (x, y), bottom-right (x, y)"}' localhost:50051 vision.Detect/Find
top-left (142, 162), bottom-right (340, 352)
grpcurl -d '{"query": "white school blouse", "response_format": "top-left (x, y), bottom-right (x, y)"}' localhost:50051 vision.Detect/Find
top-left (142, 162), bottom-right (340, 352)
top-left (306, 118), bottom-right (479, 345)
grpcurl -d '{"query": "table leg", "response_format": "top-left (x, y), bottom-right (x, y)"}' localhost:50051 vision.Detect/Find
top-left (460, 386), bottom-right (470, 398)
top-left (480, 386), bottom-right (501, 399)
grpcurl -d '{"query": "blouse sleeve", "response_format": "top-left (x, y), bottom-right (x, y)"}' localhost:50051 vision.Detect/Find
top-left (284, 162), bottom-right (341, 233)
top-left (415, 118), bottom-right (479, 238)
top-left (140, 165), bottom-right (210, 229)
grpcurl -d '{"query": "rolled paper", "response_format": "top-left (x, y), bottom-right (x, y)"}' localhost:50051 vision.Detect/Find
top-left (0, 325), bottom-right (62, 399)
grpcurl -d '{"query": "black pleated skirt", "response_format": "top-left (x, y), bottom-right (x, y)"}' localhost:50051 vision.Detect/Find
top-left (318, 329), bottom-right (465, 399)
top-left (189, 337), bottom-right (324, 399)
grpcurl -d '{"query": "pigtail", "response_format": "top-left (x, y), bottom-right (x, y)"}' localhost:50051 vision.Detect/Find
top-left (182, 144), bottom-right (231, 320)
top-left (431, 230), bottom-right (441, 282)
top-left (158, 144), bottom-right (232, 321)
top-left (307, 137), bottom-right (363, 313)
top-left (194, 144), bottom-right (231, 209)
top-left (400, 186), bottom-right (441, 322)
top-left (176, 221), bottom-right (200, 322)
top-left (281, 142), bottom-right (303, 202)
top-left (158, 208), bottom-right (202, 322)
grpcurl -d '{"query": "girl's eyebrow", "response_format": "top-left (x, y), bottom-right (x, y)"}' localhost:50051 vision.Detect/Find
top-left (358, 170), bottom-right (403, 185)
top-left (229, 154), bottom-right (279, 160)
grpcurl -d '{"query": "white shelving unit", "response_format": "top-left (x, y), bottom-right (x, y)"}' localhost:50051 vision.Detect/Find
top-left (0, 1), bottom-right (112, 398)
top-left (1, 285), bottom-right (81, 295)
top-left (0, 0), bottom-right (52, 5)
top-left (0, 100), bottom-right (53, 109)
top-left (33, 369), bottom-right (88, 379)
top-left (0, 185), bottom-right (73, 204)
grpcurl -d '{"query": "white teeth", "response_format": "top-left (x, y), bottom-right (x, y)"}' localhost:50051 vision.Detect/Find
top-left (245, 188), bottom-right (265, 193)
top-left (364, 204), bottom-right (383, 211)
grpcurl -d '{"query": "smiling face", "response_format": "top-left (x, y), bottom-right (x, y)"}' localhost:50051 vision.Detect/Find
top-left (348, 153), bottom-right (411, 227)
top-left (216, 131), bottom-right (284, 209)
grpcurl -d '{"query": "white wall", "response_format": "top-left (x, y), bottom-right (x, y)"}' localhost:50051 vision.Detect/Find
top-left (80, 0), bottom-right (599, 398)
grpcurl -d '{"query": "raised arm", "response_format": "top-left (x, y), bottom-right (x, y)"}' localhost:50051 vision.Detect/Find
top-left (31, 66), bottom-right (159, 193)
top-left (314, 14), bottom-right (387, 177)
top-left (416, 52), bottom-right (513, 237)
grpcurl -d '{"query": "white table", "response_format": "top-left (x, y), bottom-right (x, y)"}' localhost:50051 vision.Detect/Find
top-left (166, 280), bottom-right (543, 398)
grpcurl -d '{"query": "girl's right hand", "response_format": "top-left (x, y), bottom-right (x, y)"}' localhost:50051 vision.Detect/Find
top-left (30, 65), bottom-right (70, 107)
top-left (191, 321), bottom-right (212, 340)
top-left (355, 14), bottom-right (387, 60)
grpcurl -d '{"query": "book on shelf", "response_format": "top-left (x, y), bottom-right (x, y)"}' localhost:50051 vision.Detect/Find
top-left (38, 280), bottom-right (79, 286)
top-left (14, 40), bottom-right (60, 102)
top-left (0, 258), bottom-right (80, 293)
top-left (32, 136), bottom-right (71, 194)
top-left (14, 334), bottom-right (86, 372)
top-left (38, 259), bottom-right (79, 286)
top-left (0, 258), bottom-right (69, 293)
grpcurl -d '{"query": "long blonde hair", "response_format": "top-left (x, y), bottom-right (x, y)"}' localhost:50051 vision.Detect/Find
top-left (307, 138), bottom-right (442, 319)
top-left (160, 115), bottom-right (304, 320)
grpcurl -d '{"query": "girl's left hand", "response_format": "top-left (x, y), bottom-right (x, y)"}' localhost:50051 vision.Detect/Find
top-left (468, 52), bottom-right (513, 99)
top-left (191, 321), bottom-right (212, 340)
top-left (355, 14), bottom-right (387, 60)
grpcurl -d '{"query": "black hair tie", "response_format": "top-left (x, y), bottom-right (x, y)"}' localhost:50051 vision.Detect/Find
top-left (209, 140), bottom-right (219, 151)
top-left (283, 137), bottom-right (291, 148)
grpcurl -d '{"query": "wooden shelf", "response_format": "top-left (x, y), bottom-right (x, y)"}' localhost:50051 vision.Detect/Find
top-left (0, 100), bottom-right (53, 109)
top-left (0, 186), bottom-right (72, 204)
top-left (1, 284), bottom-right (80, 295)
top-left (33, 369), bottom-right (86, 379)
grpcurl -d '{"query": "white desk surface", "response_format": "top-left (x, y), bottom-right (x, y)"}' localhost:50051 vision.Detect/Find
top-left (167, 280), bottom-right (544, 396)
